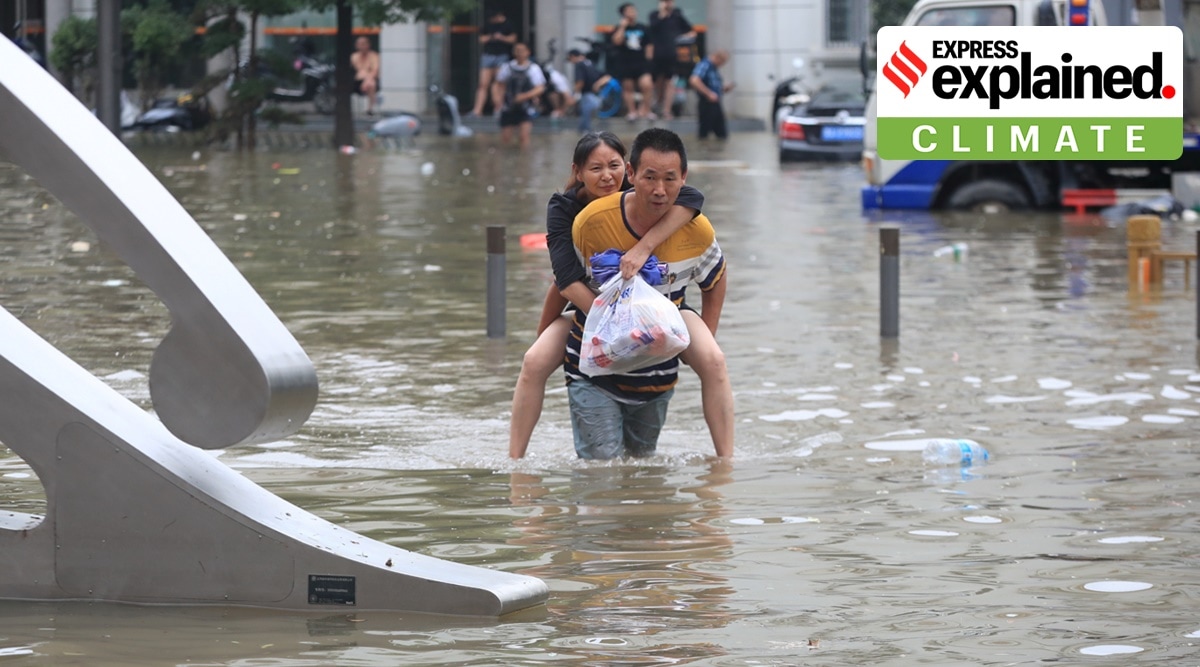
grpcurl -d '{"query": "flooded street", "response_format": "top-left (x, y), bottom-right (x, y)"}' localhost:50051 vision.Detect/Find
top-left (2, 129), bottom-right (1200, 664)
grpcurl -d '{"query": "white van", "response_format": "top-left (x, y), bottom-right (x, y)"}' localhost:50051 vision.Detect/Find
top-left (860, 0), bottom-right (1200, 212)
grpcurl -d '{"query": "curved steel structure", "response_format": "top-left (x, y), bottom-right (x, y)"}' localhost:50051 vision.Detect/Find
top-left (0, 37), bottom-right (547, 615)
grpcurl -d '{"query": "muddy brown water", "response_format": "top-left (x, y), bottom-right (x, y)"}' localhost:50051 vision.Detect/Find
top-left (0, 131), bottom-right (1198, 664)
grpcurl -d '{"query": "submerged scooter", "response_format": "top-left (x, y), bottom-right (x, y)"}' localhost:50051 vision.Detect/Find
top-left (431, 84), bottom-right (472, 137)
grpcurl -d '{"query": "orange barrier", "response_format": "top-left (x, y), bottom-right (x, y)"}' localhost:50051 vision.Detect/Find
top-left (519, 233), bottom-right (548, 250)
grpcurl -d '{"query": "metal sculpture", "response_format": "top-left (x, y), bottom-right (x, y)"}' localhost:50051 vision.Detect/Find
top-left (0, 37), bottom-right (547, 615)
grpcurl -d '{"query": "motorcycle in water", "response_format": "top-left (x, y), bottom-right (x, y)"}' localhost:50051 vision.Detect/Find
top-left (430, 84), bottom-right (472, 137)
top-left (130, 92), bottom-right (211, 132)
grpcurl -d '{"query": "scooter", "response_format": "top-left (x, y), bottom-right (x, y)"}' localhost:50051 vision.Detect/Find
top-left (431, 84), bottom-right (472, 137)
top-left (770, 57), bottom-right (813, 131)
top-left (237, 52), bottom-right (336, 115)
top-left (267, 53), bottom-right (335, 114)
top-left (130, 92), bottom-right (211, 132)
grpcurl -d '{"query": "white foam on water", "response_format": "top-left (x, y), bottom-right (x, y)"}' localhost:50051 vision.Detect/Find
top-left (103, 369), bottom-right (145, 381)
top-left (1143, 414), bottom-right (1185, 424)
top-left (1066, 392), bottom-right (1155, 407)
top-left (1084, 581), bottom-right (1153, 592)
top-left (796, 393), bottom-right (839, 401)
top-left (903, 367), bottom-right (925, 374)
top-left (865, 457), bottom-right (891, 463)
top-left (861, 401), bottom-right (894, 409)
top-left (834, 362), bottom-right (853, 369)
top-left (886, 374), bottom-right (906, 382)
top-left (985, 394), bottom-right (1047, 404)
top-left (918, 381), bottom-right (931, 387)
top-left (1067, 415), bottom-right (1129, 430)
top-left (963, 515), bottom-right (1003, 524)
top-left (781, 516), bottom-right (820, 524)
top-left (962, 376), bottom-right (982, 384)
top-left (1038, 377), bottom-right (1073, 390)
top-left (909, 529), bottom-right (959, 537)
top-left (2, 472), bottom-right (31, 479)
top-left (730, 518), bottom-right (765, 525)
top-left (1168, 368), bottom-right (1196, 376)
top-left (759, 408), bottom-right (850, 422)
top-left (1098, 535), bottom-right (1164, 544)
top-left (1162, 385), bottom-right (1192, 399)
top-left (871, 384), bottom-right (894, 392)
top-left (1078, 645), bottom-right (1143, 656)
top-left (1170, 407), bottom-right (1200, 416)
top-left (991, 375), bottom-right (1018, 383)
top-left (1064, 388), bottom-right (1098, 398)
top-left (1122, 372), bottom-right (1152, 380)
top-left (863, 438), bottom-right (931, 452)
top-left (1186, 630), bottom-right (1200, 638)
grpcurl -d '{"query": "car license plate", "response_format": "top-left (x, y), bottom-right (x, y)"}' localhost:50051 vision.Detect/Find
top-left (822, 125), bottom-right (863, 142)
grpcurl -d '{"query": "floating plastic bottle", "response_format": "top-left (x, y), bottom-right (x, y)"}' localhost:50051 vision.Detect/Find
top-left (921, 438), bottom-right (990, 466)
top-left (933, 242), bottom-right (969, 261)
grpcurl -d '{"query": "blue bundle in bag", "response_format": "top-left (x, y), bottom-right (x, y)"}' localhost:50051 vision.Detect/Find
top-left (589, 249), bottom-right (668, 286)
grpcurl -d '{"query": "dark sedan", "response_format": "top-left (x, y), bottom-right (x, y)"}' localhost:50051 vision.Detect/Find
top-left (778, 85), bottom-right (866, 161)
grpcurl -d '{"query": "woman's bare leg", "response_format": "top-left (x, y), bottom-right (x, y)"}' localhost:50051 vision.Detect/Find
top-left (472, 67), bottom-right (496, 116)
top-left (679, 310), bottom-right (734, 457)
top-left (509, 316), bottom-right (572, 458)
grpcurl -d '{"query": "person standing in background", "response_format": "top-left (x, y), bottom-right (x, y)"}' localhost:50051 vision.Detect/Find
top-left (646, 0), bottom-right (695, 120)
top-left (350, 36), bottom-right (380, 116)
top-left (689, 49), bottom-right (733, 139)
top-left (610, 3), bottom-right (655, 121)
top-left (471, 9), bottom-right (518, 117)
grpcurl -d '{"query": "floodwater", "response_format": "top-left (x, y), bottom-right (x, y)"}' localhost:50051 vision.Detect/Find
top-left (2, 129), bottom-right (1200, 665)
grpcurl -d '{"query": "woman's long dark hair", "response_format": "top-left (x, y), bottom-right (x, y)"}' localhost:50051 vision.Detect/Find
top-left (562, 131), bottom-right (627, 197)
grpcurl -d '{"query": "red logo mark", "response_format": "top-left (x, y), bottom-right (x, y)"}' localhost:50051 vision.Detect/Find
top-left (881, 41), bottom-right (927, 98)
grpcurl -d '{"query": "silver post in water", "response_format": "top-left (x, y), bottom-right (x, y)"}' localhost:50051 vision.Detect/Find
top-left (881, 225), bottom-right (900, 339)
top-left (487, 225), bottom-right (506, 339)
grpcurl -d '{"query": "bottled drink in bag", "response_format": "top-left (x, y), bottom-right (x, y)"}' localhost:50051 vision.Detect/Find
top-left (921, 439), bottom-right (990, 466)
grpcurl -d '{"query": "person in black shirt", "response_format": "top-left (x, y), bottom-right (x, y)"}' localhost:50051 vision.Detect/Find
top-left (610, 3), bottom-right (655, 120)
top-left (647, 0), bottom-right (695, 120)
top-left (567, 49), bottom-right (612, 131)
top-left (471, 10), bottom-right (518, 117)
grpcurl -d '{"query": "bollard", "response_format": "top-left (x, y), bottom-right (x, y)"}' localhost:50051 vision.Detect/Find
top-left (1127, 214), bottom-right (1161, 290)
top-left (486, 225), bottom-right (506, 338)
top-left (880, 225), bottom-right (900, 339)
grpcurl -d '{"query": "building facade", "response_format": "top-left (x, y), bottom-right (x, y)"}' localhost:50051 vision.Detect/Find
top-left (26, 0), bottom-right (869, 123)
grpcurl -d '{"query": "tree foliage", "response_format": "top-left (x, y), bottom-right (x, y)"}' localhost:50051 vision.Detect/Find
top-left (123, 0), bottom-right (197, 109)
top-left (49, 15), bottom-right (98, 97)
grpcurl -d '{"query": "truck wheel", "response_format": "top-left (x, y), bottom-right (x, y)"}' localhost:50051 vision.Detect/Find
top-left (946, 179), bottom-right (1030, 213)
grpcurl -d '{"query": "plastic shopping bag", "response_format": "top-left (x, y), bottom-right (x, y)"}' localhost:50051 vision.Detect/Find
top-left (579, 275), bottom-right (690, 376)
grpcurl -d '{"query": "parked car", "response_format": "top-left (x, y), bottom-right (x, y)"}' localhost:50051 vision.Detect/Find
top-left (778, 84), bottom-right (866, 161)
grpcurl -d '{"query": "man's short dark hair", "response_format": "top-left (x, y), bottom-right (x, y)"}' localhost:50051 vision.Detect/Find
top-left (630, 128), bottom-right (688, 174)
top-left (618, 3), bottom-right (634, 15)
top-left (567, 48), bottom-right (584, 58)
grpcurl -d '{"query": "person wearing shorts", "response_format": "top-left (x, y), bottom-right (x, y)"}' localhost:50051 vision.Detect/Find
top-left (647, 0), bottom-right (695, 119)
top-left (494, 43), bottom-right (546, 150)
top-left (610, 3), bottom-right (654, 120)
top-left (565, 128), bottom-right (727, 459)
top-left (472, 10), bottom-right (517, 116)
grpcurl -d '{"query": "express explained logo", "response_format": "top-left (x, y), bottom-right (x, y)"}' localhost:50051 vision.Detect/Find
top-left (874, 27), bottom-right (1183, 161)
top-left (881, 41), bottom-right (928, 98)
